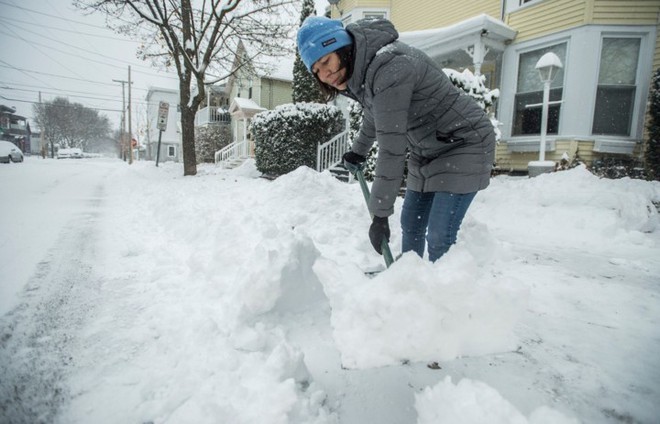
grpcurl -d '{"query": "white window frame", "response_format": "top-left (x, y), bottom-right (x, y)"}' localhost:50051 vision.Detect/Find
top-left (504, 0), bottom-right (544, 14)
top-left (511, 41), bottom-right (567, 137)
top-left (167, 145), bottom-right (176, 158)
top-left (340, 8), bottom-right (389, 25)
top-left (591, 35), bottom-right (642, 137)
top-left (499, 25), bottom-right (655, 153)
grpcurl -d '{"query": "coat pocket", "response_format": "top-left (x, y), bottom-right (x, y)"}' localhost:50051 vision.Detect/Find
top-left (434, 131), bottom-right (465, 154)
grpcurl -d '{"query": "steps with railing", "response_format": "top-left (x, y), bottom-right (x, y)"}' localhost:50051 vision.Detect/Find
top-left (317, 130), bottom-right (349, 172)
top-left (216, 129), bottom-right (352, 179)
top-left (214, 139), bottom-right (252, 167)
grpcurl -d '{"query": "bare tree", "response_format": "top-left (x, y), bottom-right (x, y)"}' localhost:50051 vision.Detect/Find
top-left (74, 0), bottom-right (297, 176)
top-left (33, 97), bottom-right (111, 151)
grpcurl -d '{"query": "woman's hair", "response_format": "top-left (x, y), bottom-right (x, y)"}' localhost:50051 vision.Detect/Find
top-left (314, 44), bottom-right (355, 103)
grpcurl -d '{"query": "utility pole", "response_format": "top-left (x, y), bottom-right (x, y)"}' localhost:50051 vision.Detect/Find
top-left (113, 78), bottom-right (127, 161)
top-left (128, 65), bottom-right (133, 164)
top-left (38, 91), bottom-right (52, 158)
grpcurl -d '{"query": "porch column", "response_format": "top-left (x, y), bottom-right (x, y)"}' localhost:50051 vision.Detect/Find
top-left (464, 36), bottom-right (489, 76)
top-left (243, 118), bottom-right (248, 157)
top-left (234, 117), bottom-right (239, 143)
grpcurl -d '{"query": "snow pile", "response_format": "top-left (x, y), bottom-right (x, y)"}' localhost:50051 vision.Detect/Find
top-left (415, 377), bottom-right (579, 424)
top-left (315, 241), bottom-right (526, 369)
top-left (472, 165), bottom-right (660, 250)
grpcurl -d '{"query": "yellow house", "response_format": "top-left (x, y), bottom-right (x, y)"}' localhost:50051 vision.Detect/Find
top-left (328, 0), bottom-right (660, 173)
top-left (229, 42), bottom-right (293, 142)
top-left (213, 42), bottom-right (295, 164)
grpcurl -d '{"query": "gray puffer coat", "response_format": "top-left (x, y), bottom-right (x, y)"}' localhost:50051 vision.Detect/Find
top-left (344, 19), bottom-right (496, 217)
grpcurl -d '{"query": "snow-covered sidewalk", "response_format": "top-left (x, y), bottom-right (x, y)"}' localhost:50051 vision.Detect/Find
top-left (1, 158), bottom-right (659, 423)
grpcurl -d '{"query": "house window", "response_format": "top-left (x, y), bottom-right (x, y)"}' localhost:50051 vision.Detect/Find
top-left (364, 11), bottom-right (386, 20)
top-left (512, 43), bottom-right (566, 136)
top-left (592, 37), bottom-right (640, 136)
top-left (167, 145), bottom-right (176, 157)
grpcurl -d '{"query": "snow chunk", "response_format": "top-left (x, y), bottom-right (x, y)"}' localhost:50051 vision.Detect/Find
top-left (415, 376), bottom-right (580, 424)
top-left (314, 221), bottom-right (526, 369)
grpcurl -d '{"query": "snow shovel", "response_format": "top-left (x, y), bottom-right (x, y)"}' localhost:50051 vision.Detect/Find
top-left (345, 163), bottom-right (395, 269)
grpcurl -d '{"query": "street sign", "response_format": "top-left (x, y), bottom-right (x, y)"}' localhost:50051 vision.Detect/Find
top-left (157, 101), bottom-right (169, 131)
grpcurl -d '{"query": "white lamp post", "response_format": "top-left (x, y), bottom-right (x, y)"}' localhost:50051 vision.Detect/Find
top-left (528, 52), bottom-right (563, 177)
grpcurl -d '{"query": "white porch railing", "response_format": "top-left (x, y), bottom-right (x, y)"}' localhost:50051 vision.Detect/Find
top-left (196, 106), bottom-right (231, 127)
top-left (214, 139), bottom-right (253, 165)
top-left (316, 130), bottom-right (350, 172)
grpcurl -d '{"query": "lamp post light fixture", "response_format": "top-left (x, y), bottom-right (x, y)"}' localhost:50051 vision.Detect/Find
top-left (528, 52), bottom-right (563, 177)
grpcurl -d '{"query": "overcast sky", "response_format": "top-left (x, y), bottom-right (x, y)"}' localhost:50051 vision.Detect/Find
top-left (0, 0), bottom-right (330, 135)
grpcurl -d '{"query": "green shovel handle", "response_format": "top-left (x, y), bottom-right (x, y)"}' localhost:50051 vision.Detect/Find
top-left (351, 165), bottom-right (395, 268)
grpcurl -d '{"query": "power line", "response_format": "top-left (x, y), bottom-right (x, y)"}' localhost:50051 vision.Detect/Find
top-left (0, 26), bottom-right (178, 82)
top-left (0, 0), bottom-right (112, 30)
top-left (0, 79), bottom-right (151, 96)
top-left (0, 13), bottom-right (137, 42)
top-left (0, 95), bottom-right (122, 113)
top-left (0, 82), bottom-right (162, 113)
top-left (0, 61), bottom-right (121, 87)
top-left (1, 85), bottom-right (123, 104)
top-left (1, 24), bottom-right (88, 82)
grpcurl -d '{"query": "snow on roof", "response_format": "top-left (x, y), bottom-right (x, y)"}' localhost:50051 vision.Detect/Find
top-left (262, 56), bottom-right (294, 82)
top-left (229, 97), bottom-right (266, 116)
top-left (399, 14), bottom-right (516, 53)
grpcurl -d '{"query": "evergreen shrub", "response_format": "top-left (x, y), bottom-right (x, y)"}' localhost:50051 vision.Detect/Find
top-left (645, 68), bottom-right (660, 181)
top-left (251, 103), bottom-right (343, 176)
top-left (591, 156), bottom-right (646, 180)
top-left (195, 123), bottom-right (232, 163)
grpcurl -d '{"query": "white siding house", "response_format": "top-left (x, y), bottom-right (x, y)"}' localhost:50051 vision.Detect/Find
top-left (145, 88), bottom-right (182, 163)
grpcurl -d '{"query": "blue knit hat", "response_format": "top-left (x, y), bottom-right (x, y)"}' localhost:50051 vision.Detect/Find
top-left (297, 16), bottom-right (352, 72)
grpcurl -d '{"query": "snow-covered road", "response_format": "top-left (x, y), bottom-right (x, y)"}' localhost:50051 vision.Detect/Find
top-left (1, 159), bottom-right (114, 422)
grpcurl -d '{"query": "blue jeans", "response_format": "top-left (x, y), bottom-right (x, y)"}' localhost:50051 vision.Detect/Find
top-left (400, 190), bottom-right (477, 262)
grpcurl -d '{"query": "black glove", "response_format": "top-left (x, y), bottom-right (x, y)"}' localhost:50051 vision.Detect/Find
top-left (342, 151), bottom-right (366, 172)
top-left (369, 216), bottom-right (390, 255)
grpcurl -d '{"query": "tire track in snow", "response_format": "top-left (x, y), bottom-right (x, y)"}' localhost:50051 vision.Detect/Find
top-left (0, 185), bottom-right (105, 424)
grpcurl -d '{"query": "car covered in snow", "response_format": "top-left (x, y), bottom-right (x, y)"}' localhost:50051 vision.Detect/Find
top-left (0, 140), bottom-right (24, 163)
top-left (57, 148), bottom-right (83, 159)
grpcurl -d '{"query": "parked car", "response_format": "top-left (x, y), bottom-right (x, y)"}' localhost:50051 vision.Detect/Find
top-left (57, 148), bottom-right (83, 159)
top-left (0, 140), bottom-right (24, 163)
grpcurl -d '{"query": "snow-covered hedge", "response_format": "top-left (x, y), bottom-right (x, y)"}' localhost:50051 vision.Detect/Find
top-left (645, 68), bottom-right (660, 181)
top-left (251, 103), bottom-right (344, 176)
top-left (195, 123), bottom-right (232, 163)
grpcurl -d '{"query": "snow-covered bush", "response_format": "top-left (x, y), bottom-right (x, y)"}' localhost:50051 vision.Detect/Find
top-left (645, 68), bottom-right (660, 181)
top-left (591, 156), bottom-right (646, 180)
top-left (195, 123), bottom-right (232, 163)
top-left (556, 150), bottom-right (584, 172)
top-left (251, 102), bottom-right (344, 176)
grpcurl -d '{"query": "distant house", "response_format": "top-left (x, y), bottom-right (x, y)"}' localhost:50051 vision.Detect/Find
top-left (147, 44), bottom-right (294, 166)
top-left (194, 84), bottom-right (232, 128)
top-left (0, 104), bottom-right (30, 154)
top-left (329, 0), bottom-right (660, 173)
top-left (145, 88), bottom-right (182, 163)
top-left (30, 131), bottom-right (42, 155)
top-left (210, 41), bottom-right (294, 165)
